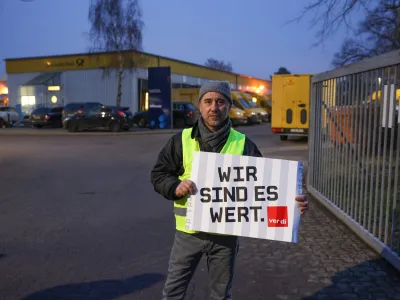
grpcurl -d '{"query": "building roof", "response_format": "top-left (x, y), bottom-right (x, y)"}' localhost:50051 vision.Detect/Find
top-left (4, 49), bottom-right (269, 83)
top-left (23, 72), bottom-right (61, 85)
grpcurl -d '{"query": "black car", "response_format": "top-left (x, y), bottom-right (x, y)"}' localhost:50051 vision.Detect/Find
top-left (30, 107), bottom-right (64, 128)
top-left (132, 101), bottom-right (200, 129)
top-left (63, 105), bottom-right (133, 132)
top-left (172, 102), bottom-right (200, 128)
top-left (62, 102), bottom-right (103, 121)
top-left (132, 110), bottom-right (149, 128)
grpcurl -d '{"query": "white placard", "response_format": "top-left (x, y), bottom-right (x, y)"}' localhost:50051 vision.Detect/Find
top-left (185, 152), bottom-right (303, 243)
top-left (381, 84), bottom-right (396, 128)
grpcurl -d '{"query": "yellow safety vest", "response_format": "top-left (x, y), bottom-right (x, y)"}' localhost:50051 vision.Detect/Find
top-left (174, 127), bottom-right (246, 234)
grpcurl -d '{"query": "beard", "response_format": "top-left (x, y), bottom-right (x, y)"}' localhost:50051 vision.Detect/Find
top-left (207, 114), bottom-right (223, 125)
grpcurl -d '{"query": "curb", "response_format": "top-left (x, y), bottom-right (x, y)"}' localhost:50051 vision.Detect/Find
top-left (0, 129), bottom-right (181, 137)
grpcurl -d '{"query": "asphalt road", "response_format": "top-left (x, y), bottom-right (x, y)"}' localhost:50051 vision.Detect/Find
top-left (0, 124), bottom-right (399, 300)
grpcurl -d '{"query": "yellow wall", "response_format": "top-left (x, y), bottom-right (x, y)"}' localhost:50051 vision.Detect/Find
top-left (5, 52), bottom-right (156, 73)
top-left (172, 88), bottom-right (200, 102)
top-left (5, 50), bottom-right (269, 90)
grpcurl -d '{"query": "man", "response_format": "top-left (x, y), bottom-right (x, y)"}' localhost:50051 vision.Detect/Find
top-left (150, 81), bottom-right (308, 300)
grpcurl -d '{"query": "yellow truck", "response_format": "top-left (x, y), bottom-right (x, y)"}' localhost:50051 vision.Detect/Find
top-left (271, 74), bottom-right (312, 141)
top-left (246, 91), bottom-right (272, 114)
top-left (231, 91), bottom-right (261, 124)
top-left (370, 89), bottom-right (400, 105)
top-left (257, 95), bottom-right (272, 121)
top-left (240, 92), bottom-right (269, 122)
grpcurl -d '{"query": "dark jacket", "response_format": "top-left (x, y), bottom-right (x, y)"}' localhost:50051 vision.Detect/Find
top-left (150, 121), bottom-right (263, 201)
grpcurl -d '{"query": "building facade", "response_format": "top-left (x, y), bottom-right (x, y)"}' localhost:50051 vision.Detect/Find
top-left (5, 50), bottom-right (271, 116)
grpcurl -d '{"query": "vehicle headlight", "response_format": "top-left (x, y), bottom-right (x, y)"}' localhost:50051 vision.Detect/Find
top-left (251, 112), bottom-right (256, 115)
top-left (236, 112), bottom-right (241, 116)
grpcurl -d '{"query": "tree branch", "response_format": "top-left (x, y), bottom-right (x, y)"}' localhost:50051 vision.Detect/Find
top-left (332, 0), bottom-right (400, 67)
top-left (88, 0), bottom-right (144, 106)
top-left (288, 0), bottom-right (371, 44)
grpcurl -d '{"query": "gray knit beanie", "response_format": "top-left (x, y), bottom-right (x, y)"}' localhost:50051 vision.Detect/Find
top-left (198, 81), bottom-right (232, 104)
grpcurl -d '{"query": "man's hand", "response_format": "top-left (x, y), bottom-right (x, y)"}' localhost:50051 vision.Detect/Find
top-left (175, 180), bottom-right (197, 198)
top-left (296, 195), bottom-right (309, 215)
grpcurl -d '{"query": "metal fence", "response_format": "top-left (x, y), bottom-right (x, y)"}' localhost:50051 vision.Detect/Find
top-left (308, 50), bottom-right (400, 271)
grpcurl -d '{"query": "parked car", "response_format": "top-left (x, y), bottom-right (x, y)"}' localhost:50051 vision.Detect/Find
top-left (132, 110), bottom-right (149, 128)
top-left (63, 105), bottom-right (133, 132)
top-left (230, 104), bottom-right (248, 127)
top-left (132, 101), bottom-right (200, 129)
top-left (62, 102), bottom-right (103, 122)
top-left (0, 106), bottom-right (20, 127)
top-left (172, 102), bottom-right (200, 128)
top-left (30, 107), bottom-right (63, 128)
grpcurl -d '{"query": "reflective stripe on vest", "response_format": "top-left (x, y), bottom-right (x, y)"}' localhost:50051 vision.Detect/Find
top-left (174, 207), bottom-right (187, 216)
top-left (174, 127), bottom-right (246, 234)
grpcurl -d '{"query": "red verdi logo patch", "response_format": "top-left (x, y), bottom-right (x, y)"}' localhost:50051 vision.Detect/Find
top-left (267, 206), bottom-right (288, 227)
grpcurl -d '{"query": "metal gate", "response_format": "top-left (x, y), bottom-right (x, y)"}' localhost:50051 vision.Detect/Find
top-left (308, 50), bottom-right (400, 271)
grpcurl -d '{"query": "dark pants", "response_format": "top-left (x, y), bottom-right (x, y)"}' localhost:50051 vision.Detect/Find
top-left (162, 230), bottom-right (239, 300)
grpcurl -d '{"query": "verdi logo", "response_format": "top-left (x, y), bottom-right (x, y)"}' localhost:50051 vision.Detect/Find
top-left (267, 206), bottom-right (288, 227)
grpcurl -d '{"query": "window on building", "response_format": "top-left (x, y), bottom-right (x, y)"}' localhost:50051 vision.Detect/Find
top-left (21, 96), bottom-right (36, 106)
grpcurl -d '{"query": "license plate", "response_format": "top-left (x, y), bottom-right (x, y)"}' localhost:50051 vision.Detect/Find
top-left (291, 129), bottom-right (304, 133)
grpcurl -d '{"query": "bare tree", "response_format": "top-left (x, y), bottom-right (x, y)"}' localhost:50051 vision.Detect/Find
top-left (88, 0), bottom-right (144, 106)
top-left (293, 0), bottom-right (372, 44)
top-left (275, 67), bottom-right (291, 74)
top-left (270, 67), bottom-right (291, 79)
top-left (204, 58), bottom-right (233, 72)
top-left (333, 0), bottom-right (400, 66)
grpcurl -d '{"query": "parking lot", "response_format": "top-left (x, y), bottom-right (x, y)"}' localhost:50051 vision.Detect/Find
top-left (1, 124), bottom-right (400, 300)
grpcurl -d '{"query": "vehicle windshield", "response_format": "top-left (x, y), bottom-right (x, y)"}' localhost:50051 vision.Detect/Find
top-left (239, 98), bottom-right (251, 108)
top-left (32, 108), bottom-right (49, 114)
top-left (186, 103), bottom-right (197, 110)
top-left (248, 100), bottom-right (258, 108)
top-left (50, 107), bottom-right (63, 113)
top-left (233, 100), bottom-right (241, 108)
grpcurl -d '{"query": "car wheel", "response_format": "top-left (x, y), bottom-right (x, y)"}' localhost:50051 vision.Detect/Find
top-left (110, 122), bottom-right (121, 132)
top-left (137, 118), bottom-right (147, 128)
top-left (68, 122), bottom-right (79, 132)
top-left (280, 135), bottom-right (288, 141)
top-left (0, 118), bottom-right (6, 128)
